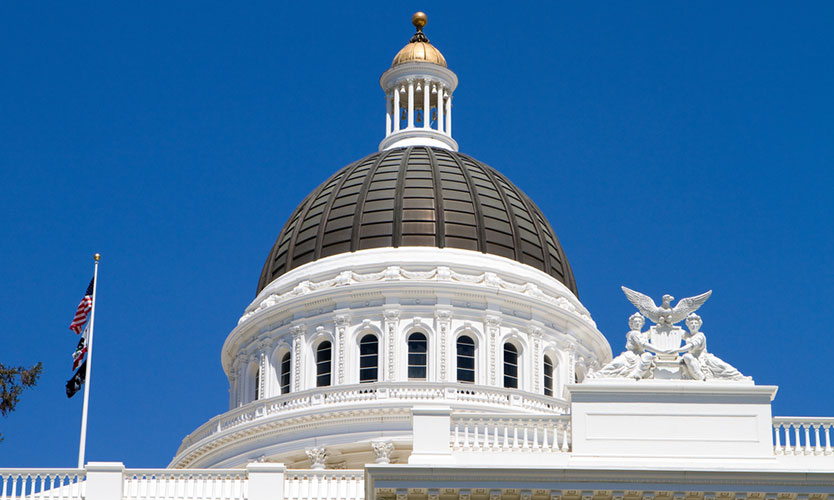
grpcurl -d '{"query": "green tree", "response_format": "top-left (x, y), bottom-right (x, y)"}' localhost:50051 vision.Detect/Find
top-left (0, 362), bottom-right (43, 442)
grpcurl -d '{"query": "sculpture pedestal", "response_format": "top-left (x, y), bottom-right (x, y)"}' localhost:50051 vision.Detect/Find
top-left (653, 358), bottom-right (683, 379)
top-left (567, 381), bottom-right (777, 459)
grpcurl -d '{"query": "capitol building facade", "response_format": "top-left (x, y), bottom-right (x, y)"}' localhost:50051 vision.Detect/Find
top-left (3, 13), bottom-right (832, 500)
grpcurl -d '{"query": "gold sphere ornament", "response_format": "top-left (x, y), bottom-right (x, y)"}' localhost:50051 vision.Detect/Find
top-left (412, 12), bottom-right (427, 30)
top-left (94, 253), bottom-right (101, 261)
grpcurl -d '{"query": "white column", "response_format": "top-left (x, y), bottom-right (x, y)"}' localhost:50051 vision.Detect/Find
top-left (445, 94), bottom-right (452, 137)
top-left (436, 85), bottom-right (444, 133)
top-left (383, 307), bottom-right (400, 381)
top-left (423, 78), bottom-right (431, 129)
top-left (407, 80), bottom-right (415, 128)
top-left (385, 93), bottom-right (392, 137)
top-left (393, 87), bottom-right (401, 132)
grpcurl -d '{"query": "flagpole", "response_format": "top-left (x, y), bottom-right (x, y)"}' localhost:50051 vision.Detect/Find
top-left (77, 253), bottom-right (100, 469)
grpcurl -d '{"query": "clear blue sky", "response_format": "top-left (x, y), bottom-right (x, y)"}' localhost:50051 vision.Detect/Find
top-left (1, 2), bottom-right (832, 467)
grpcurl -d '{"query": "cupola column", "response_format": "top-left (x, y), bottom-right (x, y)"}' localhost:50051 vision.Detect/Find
top-left (407, 80), bottom-right (415, 128)
top-left (436, 85), bottom-right (444, 133)
top-left (423, 78), bottom-right (431, 130)
top-left (445, 95), bottom-right (452, 136)
top-left (393, 88), bottom-right (401, 132)
top-left (385, 93), bottom-right (392, 137)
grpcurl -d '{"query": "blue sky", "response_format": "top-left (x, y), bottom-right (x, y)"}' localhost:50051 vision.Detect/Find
top-left (1, 2), bottom-right (832, 467)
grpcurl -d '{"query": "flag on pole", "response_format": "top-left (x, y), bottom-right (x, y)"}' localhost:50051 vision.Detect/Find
top-left (72, 326), bottom-right (88, 370)
top-left (66, 360), bottom-right (86, 398)
top-left (69, 278), bottom-right (94, 334)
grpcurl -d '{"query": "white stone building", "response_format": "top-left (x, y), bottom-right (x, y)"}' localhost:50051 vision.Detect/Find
top-left (3, 12), bottom-right (831, 500)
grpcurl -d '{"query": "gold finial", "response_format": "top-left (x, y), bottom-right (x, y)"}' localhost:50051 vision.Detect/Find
top-left (412, 12), bottom-right (427, 31)
top-left (94, 253), bottom-right (101, 261)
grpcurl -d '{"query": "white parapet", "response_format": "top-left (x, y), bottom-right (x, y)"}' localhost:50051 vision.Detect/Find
top-left (567, 380), bottom-right (779, 461)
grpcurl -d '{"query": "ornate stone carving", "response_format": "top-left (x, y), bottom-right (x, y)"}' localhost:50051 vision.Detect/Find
top-left (621, 286), bottom-right (712, 328)
top-left (678, 314), bottom-right (749, 381)
top-left (436, 309), bottom-right (452, 381)
top-left (383, 308), bottom-right (400, 380)
top-left (291, 325), bottom-right (305, 392)
top-left (530, 326), bottom-right (542, 392)
top-left (240, 265), bottom-right (595, 327)
top-left (588, 313), bottom-right (656, 380)
top-left (371, 439), bottom-right (395, 464)
top-left (591, 289), bottom-right (750, 381)
top-left (485, 314), bottom-right (501, 385)
top-left (335, 313), bottom-right (350, 384)
top-left (305, 446), bottom-right (327, 470)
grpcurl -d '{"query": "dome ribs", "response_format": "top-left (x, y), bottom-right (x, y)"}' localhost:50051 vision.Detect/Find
top-left (472, 155), bottom-right (525, 264)
top-left (256, 147), bottom-right (579, 297)
top-left (313, 157), bottom-right (366, 261)
top-left (425, 147), bottom-right (445, 248)
top-left (391, 147), bottom-right (412, 247)
top-left (447, 150), bottom-right (488, 253)
top-left (351, 149), bottom-right (394, 252)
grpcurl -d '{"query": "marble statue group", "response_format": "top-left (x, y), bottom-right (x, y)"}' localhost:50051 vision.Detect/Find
top-left (589, 287), bottom-right (749, 381)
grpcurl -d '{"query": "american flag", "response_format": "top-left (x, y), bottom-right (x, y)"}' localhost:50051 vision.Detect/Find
top-left (69, 278), bottom-right (94, 334)
top-left (72, 326), bottom-right (88, 370)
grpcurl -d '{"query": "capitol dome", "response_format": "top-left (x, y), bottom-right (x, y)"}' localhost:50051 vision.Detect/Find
top-left (257, 146), bottom-right (578, 296)
top-left (170, 12), bottom-right (610, 470)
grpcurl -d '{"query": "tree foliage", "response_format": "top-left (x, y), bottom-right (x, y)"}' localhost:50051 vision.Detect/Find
top-left (0, 362), bottom-right (43, 442)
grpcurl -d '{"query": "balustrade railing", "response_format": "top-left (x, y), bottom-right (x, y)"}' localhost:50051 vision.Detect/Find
top-left (451, 414), bottom-right (571, 453)
top-left (284, 470), bottom-right (364, 500)
top-left (772, 417), bottom-right (834, 456)
top-left (123, 469), bottom-right (247, 500)
top-left (179, 382), bottom-right (568, 453)
top-left (0, 469), bottom-right (84, 500)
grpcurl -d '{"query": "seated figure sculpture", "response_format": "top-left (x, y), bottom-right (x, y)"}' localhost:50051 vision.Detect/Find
top-left (668, 313), bottom-right (748, 381)
top-left (589, 313), bottom-right (657, 380)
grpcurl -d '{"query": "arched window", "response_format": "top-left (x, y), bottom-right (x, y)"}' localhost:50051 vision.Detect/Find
top-left (280, 352), bottom-right (291, 394)
top-left (456, 336), bottom-right (476, 383)
top-left (503, 343), bottom-right (519, 389)
top-left (316, 341), bottom-right (332, 387)
top-left (543, 354), bottom-right (554, 397)
top-left (359, 334), bottom-right (379, 383)
top-left (407, 332), bottom-right (427, 380)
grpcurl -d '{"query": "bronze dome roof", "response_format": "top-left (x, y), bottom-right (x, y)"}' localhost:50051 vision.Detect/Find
top-left (257, 146), bottom-right (577, 296)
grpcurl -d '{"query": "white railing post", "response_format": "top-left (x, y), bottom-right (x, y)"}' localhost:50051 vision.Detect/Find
top-left (85, 462), bottom-right (124, 500)
top-left (247, 463), bottom-right (285, 500)
top-left (409, 406), bottom-right (452, 464)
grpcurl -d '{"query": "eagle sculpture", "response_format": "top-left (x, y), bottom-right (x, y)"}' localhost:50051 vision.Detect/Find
top-left (621, 286), bottom-right (712, 327)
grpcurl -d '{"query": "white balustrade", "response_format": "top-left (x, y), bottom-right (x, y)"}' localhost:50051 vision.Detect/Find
top-left (772, 417), bottom-right (834, 456)
top-left (0, 469), bottom-right (84, 500)
top-left (178, 382), bottom-right (568, 452)
top-left (284, 470), bottom-right (364, 500)
top-left (123, 469), bottom-right (246, 500)
top-left (451, 414), bottom-right (571, 453)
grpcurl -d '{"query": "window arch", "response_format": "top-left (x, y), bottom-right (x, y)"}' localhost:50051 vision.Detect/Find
top-left (280, 351), bottom-right (291, 394)
top-left (359, 334), bottom-right (379, 383)
top-left (316, 341), bottom-right (332, 387)
top-left (407, 332), bottom-right (428, 380)
top-left (543, 354), bottom-right (554, 397)
top-left (456, 335), bottom-right (476, 383)
top-left (503, 343), bottom-right (519, 389)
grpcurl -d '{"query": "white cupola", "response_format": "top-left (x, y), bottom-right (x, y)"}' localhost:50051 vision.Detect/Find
top-left (379, 12), bottom-right (458, 151)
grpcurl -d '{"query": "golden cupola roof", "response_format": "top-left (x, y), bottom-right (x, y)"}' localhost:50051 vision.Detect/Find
top-left (391, 12), bottom-right (447, 68)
